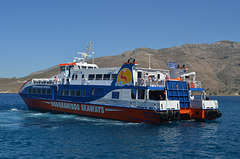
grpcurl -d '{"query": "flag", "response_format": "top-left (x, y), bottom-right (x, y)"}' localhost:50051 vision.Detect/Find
top-left (168, 62), bottom-right (178, 69)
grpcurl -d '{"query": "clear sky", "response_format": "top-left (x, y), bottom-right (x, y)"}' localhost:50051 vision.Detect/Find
top-left (0, 0), bottom-right (239, 78)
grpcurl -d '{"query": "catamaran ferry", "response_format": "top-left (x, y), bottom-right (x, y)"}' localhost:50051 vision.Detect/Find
top-left (19, 43), bottom-right (221, 124)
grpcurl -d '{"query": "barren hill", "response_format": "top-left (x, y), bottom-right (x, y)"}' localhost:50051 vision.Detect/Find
top-left (1, 40), bottom-right (240, 95)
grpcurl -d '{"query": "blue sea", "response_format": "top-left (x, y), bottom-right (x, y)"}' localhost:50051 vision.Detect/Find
top-left (0, 94), bottom-right (239, 159)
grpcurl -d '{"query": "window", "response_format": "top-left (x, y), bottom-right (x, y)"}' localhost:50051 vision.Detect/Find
top-left (88, 66), bottom-right (93, 69)
top-left (149, 90), bottom-right (165, 100)
top-left (138, 89), bottom-right (145, 99)
top-left (131, 89), bottom-right (137, 99)
top-left (60, 90), bottom-right (63, 96)
top-left (76, 90), bottom-right (81, 96)
top-left (64, 90), bottom-right (69, 96)
top-left (47, 89), bottom-right (51, 95)
top-left (137, 72), bottom-right (142, 79)
top-left (82, 90), bottom-right (86, 97)
top-left (32, 88), bottom-right (36, 94)
top-left (92, 88), bottom-right (95, 95)
top-left (60, 66), bottom-right (65, 72)
top-left (37, 89), bottom-right (41, 94)
top-left (82, 74), bottom-right (84, 78)
top-left (111, 74), bottom-right (117, 80)
top-left (75, 74), bottom-right (78, 80)
top-left (28, 88), bottom-right (32, 94)
top-left (70, 90), bottom-right (75, 96)
top-left (112, 92), bottom-right (119, 99)
top-left (72, 74), bottom-right (75, 80)
top-left (157, 74), bottom-right (160, 79)
top-left (42, 89), bottom-right (46, 94)
top-left (88, 74), bottom-right (95, 80)
top-left (82, 66), bottom-right (86, 69)
top-left (103, 74), bottom-right (110, 80)
top-left (96, 74), bottom-right (102, 80)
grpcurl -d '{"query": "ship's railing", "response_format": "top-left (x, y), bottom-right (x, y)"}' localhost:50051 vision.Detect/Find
top-left (194, 81), bottom-right (202, 88)
top-left (191, 100), bottom-right (218, 109)
top-left (82, 80), bottom-right (112, 85)
top-left (159, 100), bottom-right (180, 110)
top-left (186, 80), bottom-right (202, 88)
top-left (32, 79), bottom-right (59, 85)
top-left (136, 79), bottom-right (165, 87)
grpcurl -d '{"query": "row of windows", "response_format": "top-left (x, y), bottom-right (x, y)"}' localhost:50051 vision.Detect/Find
top-left (88, 74), bottom-right (117, 80)
top-left (60, 89), bottom-right (86, 97)
top-left (71, 73), bottom-right (117, 81)
top-left (28, 88), bottom-right (52, 95)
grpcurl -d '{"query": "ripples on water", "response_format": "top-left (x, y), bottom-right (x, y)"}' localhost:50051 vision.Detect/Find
top-left (0, 94), bottom-right (239, 158)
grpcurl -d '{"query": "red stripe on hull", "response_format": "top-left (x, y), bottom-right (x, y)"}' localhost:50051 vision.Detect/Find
top-left (22, 97), bottom-right (177, 124)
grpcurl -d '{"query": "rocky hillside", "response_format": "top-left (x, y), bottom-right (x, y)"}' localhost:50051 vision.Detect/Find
top-left (1, 40), bottom-right (240, 95)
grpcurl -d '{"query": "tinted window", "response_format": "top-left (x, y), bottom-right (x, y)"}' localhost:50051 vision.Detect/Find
top-left (76, 90), bottom-right (81, 96)
top-left (28, 88), bottom-right (32, 94)
top-left (47, 89), bottom-right (51, 95)
top-left (42, 89), bottom-right (46, 94)
top-left (88, 74), bottom-right (95, 80)
top-left (64, 90), bottom-right (69, 96)
top-left (82, 90), bottom-right (86, 97)
top-left (111, 74), bottom-right (117, 80)
top-left (70, 90), bottom-right (75, 96)
top-left (96, 74), bottom-right (102, 80)
top-left (103, 74), bottom-right (110, 80)
top-left (37, 89), bottom-right (41, 94)
top-left (32, 89), bottom-right (36, 94)
top-left (137, 72), bottom-right (142, 78)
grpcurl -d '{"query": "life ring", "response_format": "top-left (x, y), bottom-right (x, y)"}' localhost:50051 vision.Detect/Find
top-left (140, 79), bottom-right (144, 85)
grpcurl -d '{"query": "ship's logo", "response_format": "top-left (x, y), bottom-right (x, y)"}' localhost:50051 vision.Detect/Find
top-left (116, 68), bottom-right (133, 86)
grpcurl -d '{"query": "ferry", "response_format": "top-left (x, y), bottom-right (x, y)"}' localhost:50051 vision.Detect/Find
top-left (19, 42), bottom-right (221, 124)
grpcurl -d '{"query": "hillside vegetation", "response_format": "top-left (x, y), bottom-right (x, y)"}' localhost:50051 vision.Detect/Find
top-left (1, 40), bottom-right (240, 95)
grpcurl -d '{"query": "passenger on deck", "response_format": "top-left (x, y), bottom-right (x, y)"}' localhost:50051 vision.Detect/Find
top-left (159, 95), bottom-right (163, 100)
top-left (190, 94), bottom-right (194, 100)
top-left (165, 75), bottom-right (169, 80)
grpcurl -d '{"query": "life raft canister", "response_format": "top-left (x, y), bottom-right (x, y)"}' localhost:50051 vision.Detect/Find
top-left (190, 81), bottom-right (195, 88)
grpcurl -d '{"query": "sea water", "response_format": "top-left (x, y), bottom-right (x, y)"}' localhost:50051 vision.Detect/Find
top-left (0, 94), bottom-right (239, 158)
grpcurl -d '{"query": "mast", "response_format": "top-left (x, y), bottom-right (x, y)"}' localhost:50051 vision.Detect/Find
top-left (84, 42), bottom-right (93, 62)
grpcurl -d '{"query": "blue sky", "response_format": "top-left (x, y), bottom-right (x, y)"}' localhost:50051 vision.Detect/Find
top-left (0, 0), bottom-right (239, 78)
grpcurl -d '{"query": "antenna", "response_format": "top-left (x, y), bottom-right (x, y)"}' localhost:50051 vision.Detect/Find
top-left (146, 53), bottom-right (153, 69)
top-left (84, 41), bottom-right (93, 62)
top-left (92, 51), bottom-right (94, 65)
top-left (75, 42), bottom-right (93, 63)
